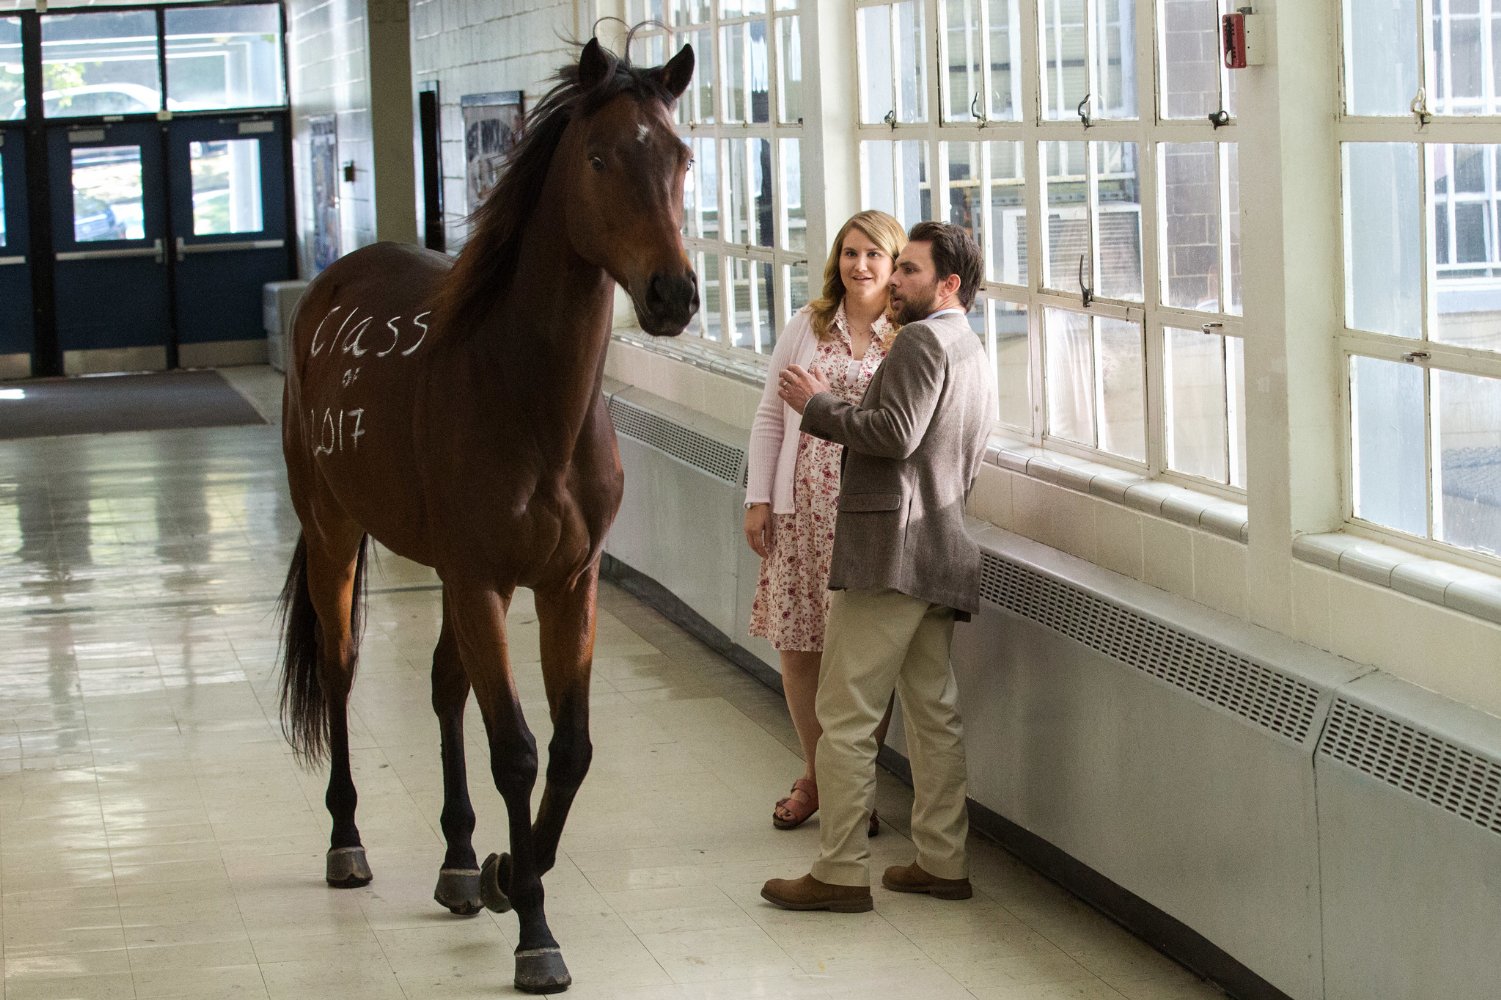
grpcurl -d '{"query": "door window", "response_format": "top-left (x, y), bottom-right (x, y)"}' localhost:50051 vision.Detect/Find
top-left (190, 138), bottom-right (262, 235)
top-left (71, 145), bottom-right (142, 241)
top-left (41, 11), bottom-right (163, 119)
top-left (1, 18), bottom-right (20, 121)
top-left (166, 5), bottom-right (284, 111)
top-left (0, 154), bottom-right (7, 245)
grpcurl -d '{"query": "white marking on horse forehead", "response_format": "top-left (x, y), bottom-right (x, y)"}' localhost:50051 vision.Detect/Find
top-left (636, 123), bottom-right (650, 144)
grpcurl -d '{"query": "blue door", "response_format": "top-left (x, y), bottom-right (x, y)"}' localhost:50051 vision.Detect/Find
top-left (167, 115), bottom-right (290, 366)
top-left (0, 125), bottom-right (31, 379)
top-left (48, 120), bottom-right (171, 373)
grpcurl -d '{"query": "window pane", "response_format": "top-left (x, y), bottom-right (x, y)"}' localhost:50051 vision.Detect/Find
top-left (1430, 144), bottom-right (1501, 352)
top-left (1160, 0), bottom-right (1220, 119)
top-left (1, 18), bottom-right (21, 121)
top-left (861, 140), bottom-right (930, 225)
top-left (721, 22), bottom-right (748, 123)
top-left (896, 0), bottom-right (928, 122)
top-left (992, 299), bottom-right (1031, 431)
top-left (0, 155), bottom-right (6, 246)
top-left (1160, 142), bottom-right (1221, 311)
top-left (777, 16), bottom-right (801, 124)
top-left (165, 4), bottom-right (284, 112)
top-left (1227, 334), bottom-right (1246, 487)
top-left (686, 27), bottom-right (715, 123)
top-left (749, 19), bottom-right (770, 124)
top-left (783, 261), bottom-right (809, 328)
top-left (1098, 316), bottom-right (1146, 460)
top-left (1044, 140), bottom-right (1088, 292)
top-left (1343, 143), bottom-right (1422, 338)
top-left (988, 140), bottom-right (1027, 285)
top-left (945, 0), bottom-right (983, 124)
top-left (1433, 13), bottom-right (1485, 114)
top-left (686, 137), bottom-right (718, 241)
top-left (41, 11), bottom-right (162, 119)
top-left (190, 139), bottom-right (262, 235)
top-left (988, 0), bottom-right (1022, 121)
top-left (751, 137), bottom-right (773, 248)
top-left (1226, 142), bottom-right (1242, 314)
top-left (1351, 355), bottom-right (1428, 536)
top-left (1045, 307), bottom-right (1094, 446)
top-left (1344, 0), bottom-right (1419, 115)
top-left (675, 0), bottom-right (712, 25)
top-left (1042, 0), bottom-right (1087, 121)
top-left (858, 6), bottom-right (894, 124)
top-left (1165, 325), bottom-right (1228, 481)
top-left (780, 137), bottom-right (804, 254)
top-left (1095, 141), bottom-right (1143, 301)
top-left (1095, 0), bottom-right (1138, 119)
top-left (728, 255), bottom-right (772, 351)
top-left (1435, 368), bottom-right (1501, 554)
top-left (947, 141), bottom-right (982, 248)
top-left (72, 145), bottom-right (140, 241)
top-left (697, 251), bottom-right (724, 342)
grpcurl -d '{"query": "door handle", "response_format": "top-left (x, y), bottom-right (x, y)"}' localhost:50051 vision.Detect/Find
top-left (177, 238), bottom-right (286, 255)
top-left (56, 244), bottom-right (163, 262)
top-left (0, 255), bottom-right (24, 266)
top-left (156, 237), bottom-right (166, 264)
top-left (175, 236), bottom-right (184, 262)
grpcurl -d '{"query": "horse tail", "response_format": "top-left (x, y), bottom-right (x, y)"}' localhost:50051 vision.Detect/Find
top-left (276, 533), bottom-right (370, 767)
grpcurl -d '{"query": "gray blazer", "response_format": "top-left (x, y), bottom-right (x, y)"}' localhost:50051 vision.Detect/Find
top-left (800, 311), bottom-right (995, 616)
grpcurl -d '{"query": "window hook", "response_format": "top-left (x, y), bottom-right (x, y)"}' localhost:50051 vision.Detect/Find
top-left (970, 92), bottom-right (988, 127)
top-left (1209, 109), bottom-right (1230, 128)
top-left (1410, 88), bottom-right (1431, 127)
top-left (1078, 254), bottom-right (1093, 308)
top-left (883, 108), bottom-right (897, 131)
top-left (1077, 93), bottom-right (1092, 128)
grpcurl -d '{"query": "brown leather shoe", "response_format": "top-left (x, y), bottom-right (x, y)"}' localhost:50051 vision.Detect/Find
top-left (881, 862), bottom-right (972, 900)
top-left (760, 873), bottom-right (873, 912)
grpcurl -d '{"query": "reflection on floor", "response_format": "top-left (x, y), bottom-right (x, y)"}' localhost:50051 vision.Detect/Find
top-left (0, 367), bottom-right (1226, 1000)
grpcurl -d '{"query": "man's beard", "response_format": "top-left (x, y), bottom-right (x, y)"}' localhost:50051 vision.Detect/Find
top-left (893, 284), bottom-right (937, 325)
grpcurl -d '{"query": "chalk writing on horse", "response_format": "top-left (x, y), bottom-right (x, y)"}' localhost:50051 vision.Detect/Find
top-left (275, 35), bottom-right (696, 995)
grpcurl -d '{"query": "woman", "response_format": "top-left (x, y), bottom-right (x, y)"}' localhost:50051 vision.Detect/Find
top-left (744, 209), bottom-right (905, 833)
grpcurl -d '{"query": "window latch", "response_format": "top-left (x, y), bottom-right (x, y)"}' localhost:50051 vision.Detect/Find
top-left (1402, 350), bottom-right (1430, 363)
top-left (1078, 254), bottom-right (1093, 308)
top-left (1209, 109), bottom-right (1230, 128)
top-left (1410, 89), bottom-right (1431, 127)
top-left (970, 92), bottom-right (988, 127)
top-left (883, 108), bottom-right (896, 130)
top-left (1077, 94), bottom-right (1092, 129)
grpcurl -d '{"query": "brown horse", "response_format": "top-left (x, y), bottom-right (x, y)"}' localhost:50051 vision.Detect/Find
top-left (275, 38), bottom-right (695, 994)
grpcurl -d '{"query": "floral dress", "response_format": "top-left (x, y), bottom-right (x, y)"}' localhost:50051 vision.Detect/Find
top-left (749, 307), bottom-right (892, 651)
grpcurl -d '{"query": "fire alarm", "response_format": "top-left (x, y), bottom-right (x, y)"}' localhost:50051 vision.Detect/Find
top-left (1222, 7), bottom-right (1264, 68)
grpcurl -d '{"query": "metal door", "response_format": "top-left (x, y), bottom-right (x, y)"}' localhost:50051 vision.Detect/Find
top-left (0, 126), bottom-right (30, 378)
top-left (48, 120), bottom-right (170, 374)
top-left (167, 114), bottom-right (289, 367)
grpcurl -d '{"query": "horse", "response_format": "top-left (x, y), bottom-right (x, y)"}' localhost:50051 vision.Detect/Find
top-left (275, 37), bottom-right (696, 994)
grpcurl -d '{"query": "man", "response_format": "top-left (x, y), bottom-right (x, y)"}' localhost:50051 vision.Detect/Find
top-left (761, 221), bottom-right (995, 913)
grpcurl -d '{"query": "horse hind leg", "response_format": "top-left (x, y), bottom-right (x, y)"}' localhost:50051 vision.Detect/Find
top-left (431, 591), bottom-right (483, 916)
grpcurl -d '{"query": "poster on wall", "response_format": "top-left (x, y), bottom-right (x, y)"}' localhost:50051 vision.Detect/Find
top-left (461, 91), bottom-right (524, 216)
top-left (309, 115), bottom-right (340, 272)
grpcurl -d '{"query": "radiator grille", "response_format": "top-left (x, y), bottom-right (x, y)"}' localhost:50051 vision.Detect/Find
top-left (608, 397), bottom-right (744, 484)
top-left (1319, 698), bottom-right (1501, 835)
top-left (979, 553), bottom-right (1321, 743)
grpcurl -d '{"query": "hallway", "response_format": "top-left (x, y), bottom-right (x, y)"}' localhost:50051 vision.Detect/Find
top-left (0, 369), bottom-right (1221, 1000)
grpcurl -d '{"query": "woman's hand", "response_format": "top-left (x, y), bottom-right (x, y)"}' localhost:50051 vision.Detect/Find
top-left (743, 503), bottom-right (775, 558)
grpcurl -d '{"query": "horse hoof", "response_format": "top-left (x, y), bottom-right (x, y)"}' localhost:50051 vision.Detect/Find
top-left (514, 946), bottom-right (571, 993)
top-left (325, 846), bottom-right (372, 888)
top-left (434, 867), bottom-right (483, 916)
top-left (480, 852), bottom-right (513, 914)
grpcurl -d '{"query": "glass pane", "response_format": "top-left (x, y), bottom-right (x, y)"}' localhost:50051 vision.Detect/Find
top-left (1430, 144), bottom-right (1501, 352)
top-left (686, 137), bottom-right (718, 240)
top-left (1160, 142), bottom-right (1221, 311)
top-left (1225, 142), bottom-right (1242, 314)
top-left (41, 11), bottom-right (162, 119)
top-left (777, 16), bottom-right (801, 124)
top-left (750, 137), bottom-right (773, 248)
top-left (945, 0), bottom-right (983, 123)
top-left (1435, 368), bottom-right (1501, 553)
top-left (165, 5), bottom-right (284, 112)
top-left (1044, 140), bottom-right (1087, 292)
top-left (1350, 355), bottom-right (1428, 537)
top-left (1432, 12), bottom-right (1485, 114)
top-left (1160, 0), bottom-right (1220, 119)
top-left (895, 0), bottom-right (928, 122)
top-left (698, 251), bottom-right (723, 342)
top-left (988, 0), bottom-right (1022, 121)
top-left (1165, 326), bottom-right (1228, 481)
top-left (787, 261), bottom-right (808, 318)
top-left (1344, 0), bottom-right (1418, 115)
top-left (947, 141), bottom-right (982, 249)
top-left (721, 22), bottom-right (747, 123)
top-left (1344, 143), bottom-right (1421, 338)
top-left (0, 155), bottom-right (6, 246)
top-left (1045, 307), bottom-right (1094, 446)
top-left (1097, 316), bottom-right (1146, 460)
top-left (728, 255), bottom-right (772, 351)
top-left (749, 20), bottom-right (770, 124)
top-left (725, 137), bottom-right (749, 244)
top-left (860, 140), bottom-right (930, 226)
top-left (72, 145), bottom-right (140, 241)
top-left (858, 6), bottom-right (893, 124)
top-left (1227, 334), bottom-right (1246, 487)
top-left (676, 0), bottom-right (712, 25)
top-left (992, 298), bottom-right (1031, 431)
top-left (781, 137), bottom-right (804, 253)
top-left (1095, 0), bottom-right (1138, 119)
top-left (987, 140), bottom-right (1026, 285)
top-left (685, 27), bottom-right (715, 123)
top-left (1042, 0), bottom-right (1087, 121)
top-left (1095, 141), bottom-right (1143, 301)
top-left (190, 139), bottom-right (262, 236)
top-left (1, 18), bottom-right (21, 121)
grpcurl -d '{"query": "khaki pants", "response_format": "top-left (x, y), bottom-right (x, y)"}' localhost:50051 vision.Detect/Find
top-left (809, 588), bottom-right (969, 887)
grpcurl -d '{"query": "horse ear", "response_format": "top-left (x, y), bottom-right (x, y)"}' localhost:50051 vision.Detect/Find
top-left (578, 37), bottom-right (610, 90)
top-left (655, 44), bottom-right (695, 101)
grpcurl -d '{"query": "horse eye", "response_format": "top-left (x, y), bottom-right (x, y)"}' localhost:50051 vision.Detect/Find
top-left (590, 156), bottom-right (605, 172)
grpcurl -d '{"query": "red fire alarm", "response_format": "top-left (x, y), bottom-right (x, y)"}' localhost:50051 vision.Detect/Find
top-left (1222, 7), bottom-right (1264, 68)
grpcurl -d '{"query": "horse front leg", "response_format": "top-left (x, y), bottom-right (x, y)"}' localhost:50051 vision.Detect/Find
top-left (530, 561), bottom-right (600, 876)
top-left (448, 584), bottom-right (570, 994)
top-left (431, 590), bottom-right (482, 916)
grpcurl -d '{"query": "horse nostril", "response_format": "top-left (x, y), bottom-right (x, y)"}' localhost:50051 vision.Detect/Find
top-left (648, 272), bottom-right (697, 318)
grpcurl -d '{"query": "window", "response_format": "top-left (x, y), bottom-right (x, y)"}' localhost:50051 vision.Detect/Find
top-left (165, 5), bottom-right (285, 112)
top-left (40, 11), bottom-right (163, 119)
top-left (0, 18), bottom-right (20, 121)
top-left (634, 1), bottom-right (807, 353)
top-left (1342, 1), bottom-right (1501, 559)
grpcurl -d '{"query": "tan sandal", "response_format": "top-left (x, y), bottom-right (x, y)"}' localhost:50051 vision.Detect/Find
top-left (772, 777), bottom-right (818, 830)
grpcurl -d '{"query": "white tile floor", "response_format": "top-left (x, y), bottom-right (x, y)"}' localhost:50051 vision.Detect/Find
top-left (0, 366), bottom-right (1227, 999)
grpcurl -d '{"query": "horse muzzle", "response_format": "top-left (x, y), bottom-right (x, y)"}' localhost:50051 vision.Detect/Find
top-left (636, 268), bottom-right (699, 337)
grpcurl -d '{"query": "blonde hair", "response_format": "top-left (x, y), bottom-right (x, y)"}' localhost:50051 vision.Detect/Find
top-left (807, 210), bottom-right (907, 343)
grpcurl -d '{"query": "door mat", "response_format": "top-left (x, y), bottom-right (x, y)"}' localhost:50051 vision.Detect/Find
top-left (0, 370), bottom-right (267, 440)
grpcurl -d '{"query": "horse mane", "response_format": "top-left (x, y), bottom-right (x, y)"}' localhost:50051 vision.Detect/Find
top-left (430, 35), bottom-right (680, 342)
